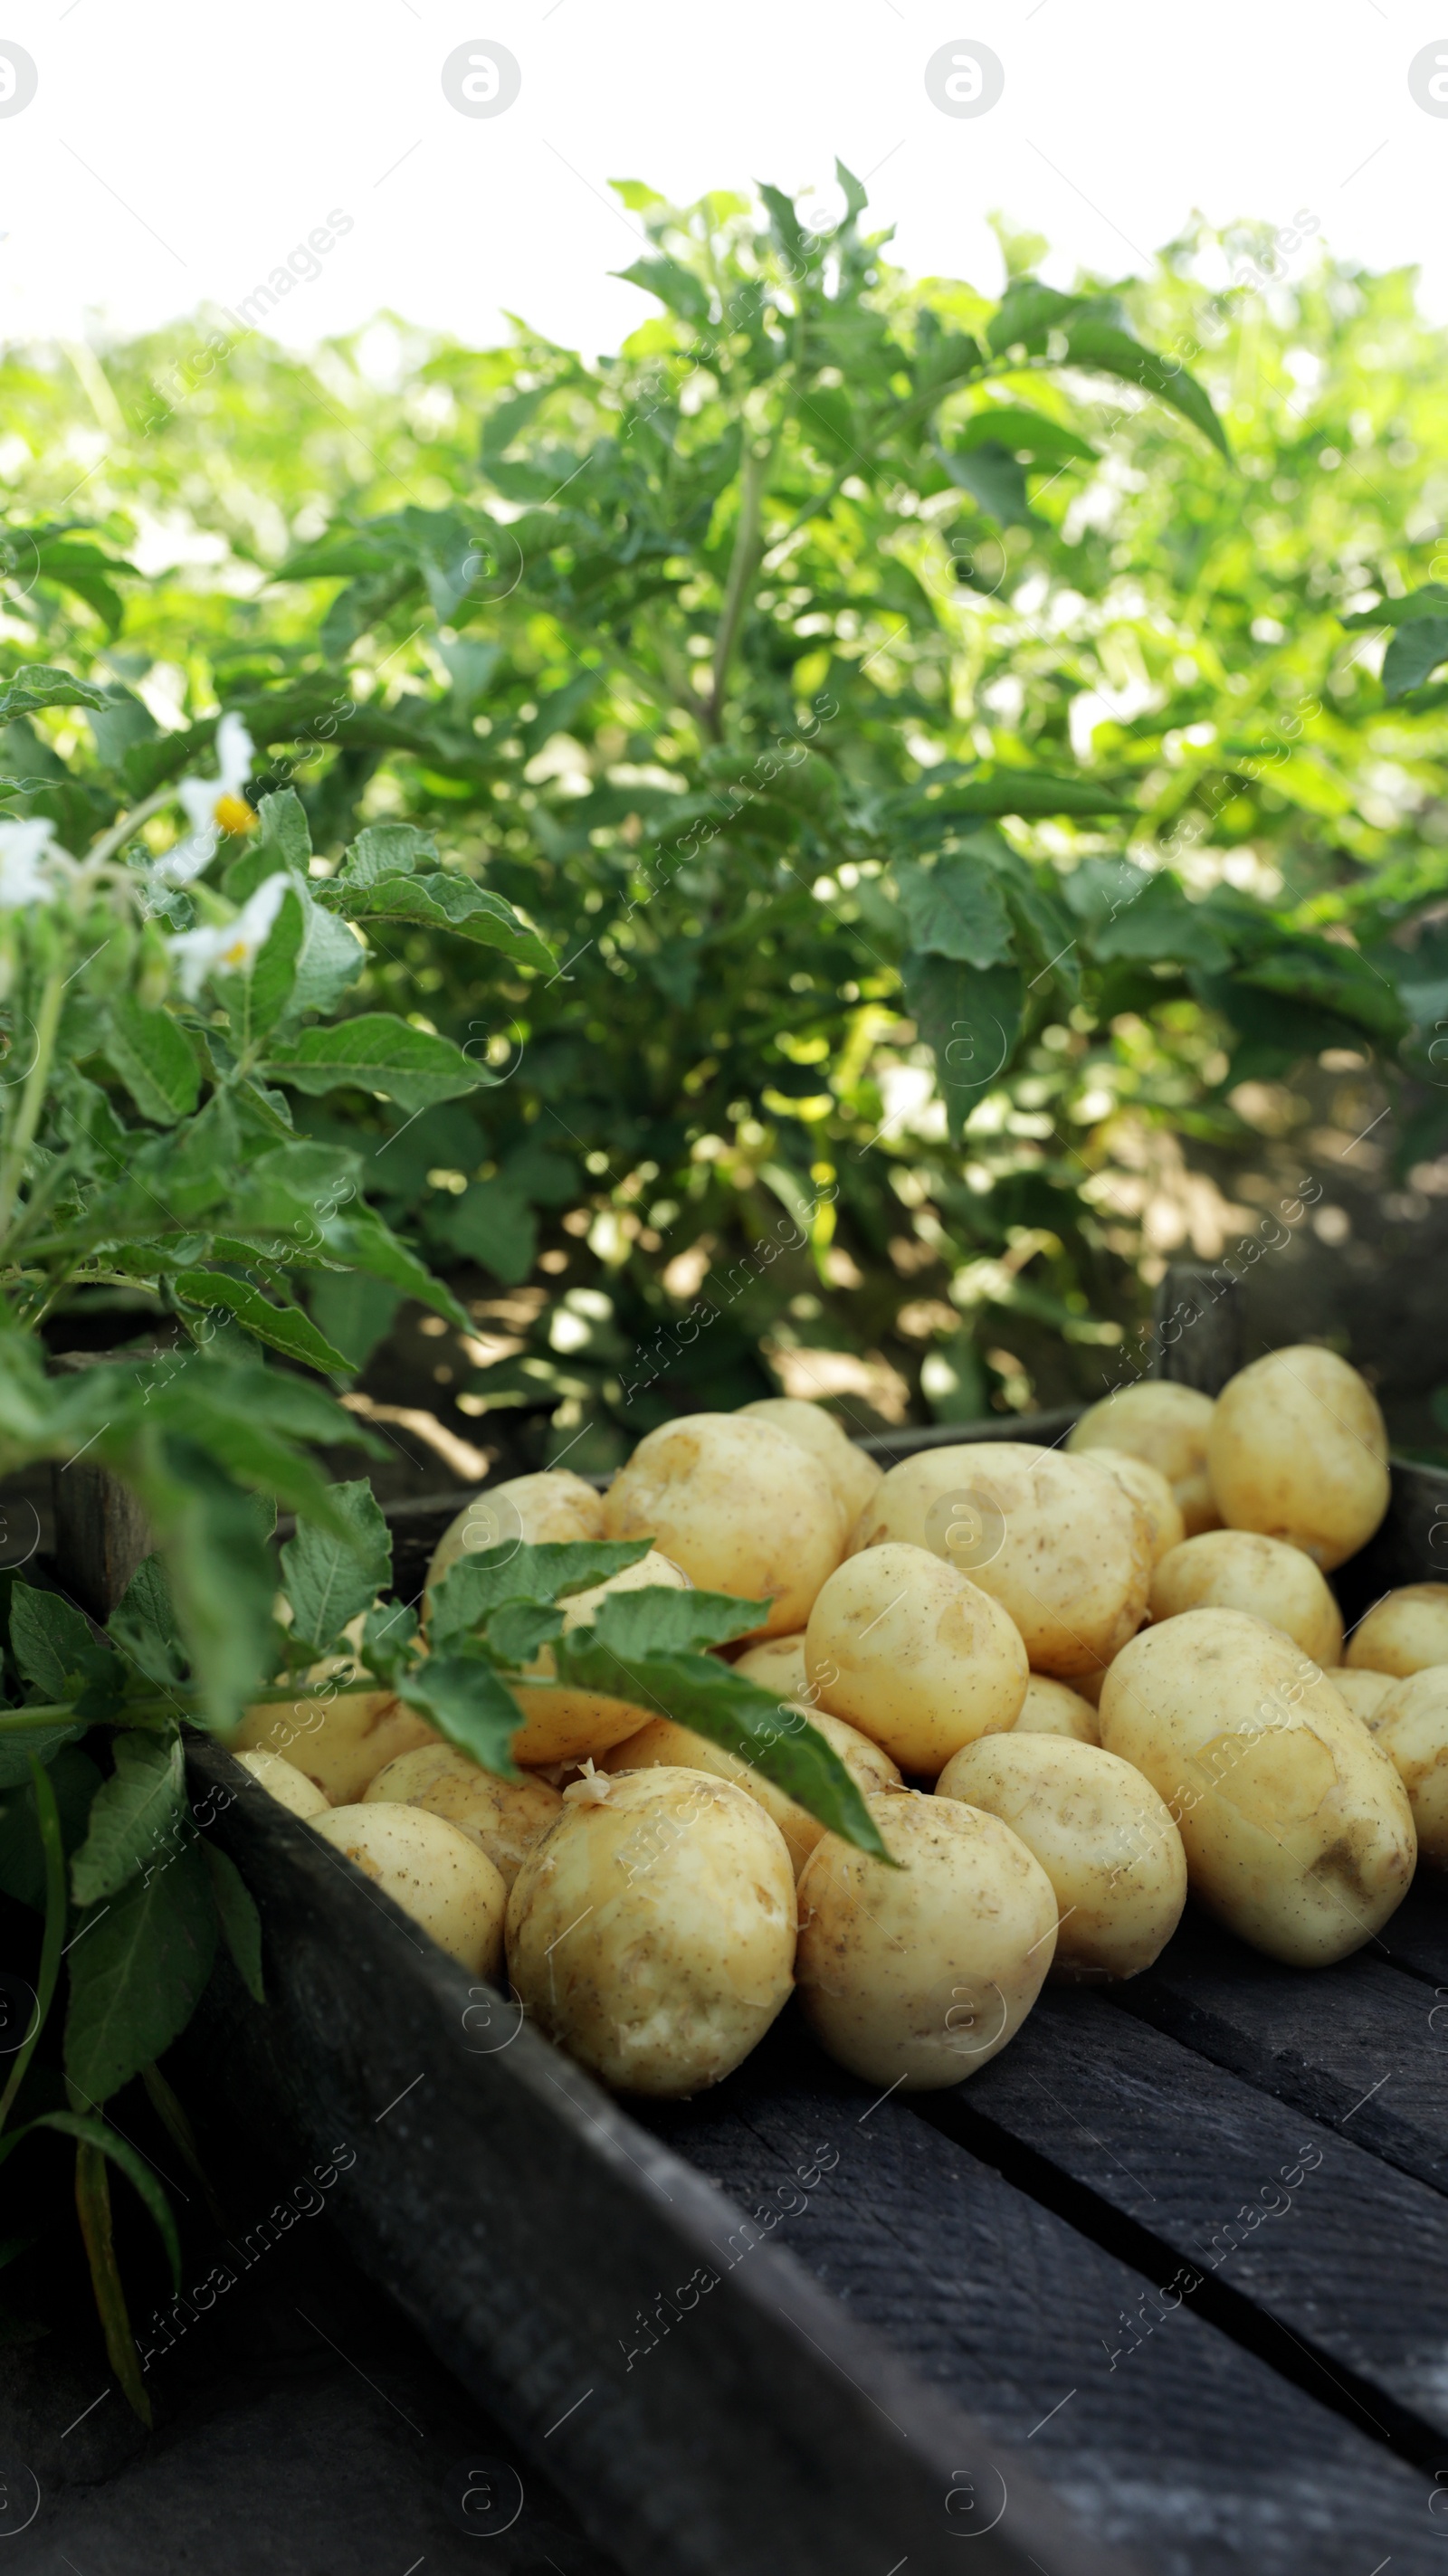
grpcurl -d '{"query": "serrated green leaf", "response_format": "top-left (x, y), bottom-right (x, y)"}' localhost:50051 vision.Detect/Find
top-left (71, 1731), bottom-right (186, 1908)
top-left (336, 822), bottom-right (436, 887)
top-left (103, 997), bottom-right (201, 1125)
top-left (428, 1538), bottom-right (653, 1646)
top-left (895, 855), bottom-right (1015, 965)
top-left (395, 1653), bottom-right (524, 1775)
top-left (281, 1478), bottom-right (392, 1653)
top-left (903, 952), bottom-right (1023, 1132)
top-left (360, 1599), bottom-right (419, 1686)
top-left (254, 786), bottom-right (311, 870)
top-left (1062, 321), bottom-right (1230, 460)
top-left (107, 1557), bottom-right (186, 1693)
top-left (570, 1583), bottom-right (770, 1660)
top-left (202, 1843), bottom-right (264, 2003)
top-left (172, 1270), bottom-right (353, 1376)
top-left (10, 1582), bottom-right (100, 1701)
top-left (1382, 619), bottom-right (1448, 699)
top-left (485, 1600), bottom-right (564, 1664)
top-left (262, 1013), bottom-right (482, 1113)
top-left (64, 1839), bottom-right (218, 2105)
top-left (340, 872), bottom-right (553, 973)
top-left (0, 665), bottom-right (108, 718)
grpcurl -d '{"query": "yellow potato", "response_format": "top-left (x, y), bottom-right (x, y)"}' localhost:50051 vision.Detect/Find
top-left (1149, 1531), bottom-right (1344, 1670)
top-left (1330, 1668), bottom-right (1396, 1725)
top-left (1068, 1382), bottom-right (1221, 1535)
top-left (1206, 1345), bottom-right (1389, 1572)
top-left (233, 1748), bottom-right (330, 1820)
top-left (315, 1802), bottom-right (507, 1974)
top-left (506, 1766), bottom-right (795, 2094)
top-left (732, 1633), bottom-right (812, 1703)
top-left (805, 1541), bottom-right (1028, 1773)
top-left (510, 1549), bottom-right (692, 1767)
top-left (740, 1397), bottom-right (882, 1532)
top-left (936, 1734), bottom-right (1186, 1983)
top-left (602, 1412), bottom-right (842, 1636)
top-left (1099, 1608), bottom-right (1415, 1965)
top-left (600, 1705), bottom-right (900, 1879)
top-left (1346, 1585), bottom-right (1448, 1679)
top-left (363, 1743), bottom-right (562, 1887)
top-left (235, 1686), bottom-right (439, 1805)
top-left (426, 1469), bottom-right (606, 1599)
top-left (795, 1791), bottom-right (1057, 2090)
top-left (1366, 1668), bottom-right (1448, 1865)
top-left (849, 1441), bottom-right (1151, 1680)
top-left (1082, 1450), bottom-right (1185, 1567)
top-left (1013, 1676), bottom-right (1100, 1744)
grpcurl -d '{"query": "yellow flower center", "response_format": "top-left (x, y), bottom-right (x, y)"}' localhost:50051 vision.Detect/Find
top-left (213, 793), bottom-right (255, 836)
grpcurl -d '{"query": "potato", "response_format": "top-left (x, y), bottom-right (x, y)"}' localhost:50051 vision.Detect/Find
top-left (315, 1802), bottom-right (507, 1974)
top-left (1068, 1382), bottom-right (1220, 1535)
top-left (1014, 1675), bottom-right (1100, 1745)
top-left (1149, 1531), bottom-right (1344, 1670)
top-left (1346, 1585), bottom-right (1448, 1679)
top-left (740, 1397), bottom-right (882, 1532)
top-left (506, 1766), bottom-right (795, 2094)
top-left (1365, 1668), bottom-right (1448, 1864)
top-left (1206, 1345), bottom-right (1389, 1572)
top-left (795, 1792), bottom-right (1057, 2089)
top-left (936, 1735), bottom-right (1186, 1983)
top-left (805, 1542), bottom-right (1028, 1773)
top-left (1099, 1608), bottom-right (1415, 1965)
top-left (601, 1412), bottom-right (842, 1636)
top-left (1330, 1668), bottom-right (1396, 1725)
top-left (848, 1442), bottom-right (1150, 1680)
top-left (426, 1469), bottom-right (606, 1599)
top-left (235, 1686), bottom-right (440, 1805)
top-left (600, 1706), bottom-right (900, 1879)
top-left (233, 1748), bottom-right (330, 1820)
top-left (733, 1633), bottom-right (811, 1702)
top-left (1082, 1450), bottom-right (1185, 1567)
top-left (510, 1549), bottom-right (692, 1767)
top-left (363, 1743), bottom-right (562, 1887)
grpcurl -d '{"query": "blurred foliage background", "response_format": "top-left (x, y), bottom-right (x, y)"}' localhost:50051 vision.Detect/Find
top-left (4, 176), bottom-right (1448, 1482)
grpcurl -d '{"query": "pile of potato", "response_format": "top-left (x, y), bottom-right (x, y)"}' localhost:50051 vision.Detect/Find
top-left (235, 1356), bottom-right (1448, 2104)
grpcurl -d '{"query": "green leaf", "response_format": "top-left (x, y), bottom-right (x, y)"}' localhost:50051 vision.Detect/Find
top-left (1088, 867), bottom-right (1234, 973)
top-left (10, 1581), bottom-right (100, 1701)
top-left (954, 405), bottom-right (1096, 466)
top-left (73, 2134), bottom-right (153, 2424)
top-left (340, 872), bottom-right (554, 973)
top-left (336, 822), bottom-right (436, 887)
top-left (64, 1839), bottom-right (218, 2105)
top-left (425, 1177), bottom-right (537, 1285)
top-left (102, 997), bottom-right (201, 1125)
top-left (306, 1272), bottom-right (403, 1373)
top-left (937, 440), bottom-right (1034, 527)
top-left (0, 665), bottom-right (108, 718)
top-left (254, 786), bottom-right (312, 870)
top-left (894, 855), bottom-right (1015, 965)
top-left (107, 1557), bottom-right (185, 1692)
top-left (569, 1583), bottom-right (770, 1660)
top-left (395, 1652), bottom-right (525, 1775)
top-left (172, 1270), bottom-right (353, 1376)
top-left (262, 1014), bottom-right (482, 1113)
top-left (290, 889), bottom-right (367, 1021)
top-left (903, 952), bottom-right (1024, 1131)
top-left (202, 1842), bottom-right (264, 2004)
top-left (121, 1436), bottom-right (279, 1729)
top-left (615, 255), bottom-right (712, 326)
top-left (929, 769), bottom-right (1134, 820)
top-left (22, 2111), bottom-right (181, 2291)
top-left (428, 1539), bottom-right (653, 1646)
top-left (1383, 619), bottom-right (1448, 699)
top-left (240, 879), bottom-right (306, 1044)
top-left (0, 1754), bottom-right (63, 2132)
top-left (0, 1744), bottom-right (100, 1910)
top-left (359, 1600), bottom-right (418, 1686)
top-left (281, 1478), bottom-right (392, 1654)
top-left (987, 279), bottom-right (1092, 355)
top-left (0, 1718), bottom-right (87, 1791)
top-left (1061, 320), bottom-right (1231, 460)
top-left (326, 1208), bottom-right (470, 1334)
top-left (71, 1731), bottom-right (186, 1908)
top-left (485, 1601), bottom-right (564, 1665)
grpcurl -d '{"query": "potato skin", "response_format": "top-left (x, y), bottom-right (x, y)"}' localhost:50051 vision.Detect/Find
top-left (936, 1734), bottom-right (1186, 1982)
top-left (600, 1706), bottom-right (900, 1880)
top-left (733, 1633), bottom-right (811, 1703)
top-left (1346, 1585), bottom-right (1448, 1679)
top-left (602, 1413), bottom-right (843, 1637)
top-left (1367, 1668), bottom-right (1448, 1865)
top-left (1150, 1530), bottom-right (1344, 1670)
top-left (1084, 1450), bottom-right (1185, 1567)
top-left (234, 1748), bottom-right (330, 1820)
top-left (315, 1803), bottom-right (507, 1974)
top-left (1206, 1345), bottom-right (1389, 1572)
top-left (506, 1767), bottom-right (795, 2095)
top-left (1099, 1608), bottom-right (1415, 1965)
top-left (795, 1792), bottom-right (1057, 2090)
top-left (848, 1442), bottom-right (1151, 1680)
top-left (363, 1743), bottom-right (561, 1886)
top-left (235, 1686), bottom-right (439, 1805)
top-left (740, 1397), bottom-right (882, 1532)
top-left (426, 1469), bottom-right (605, 1598)
top-left (1013, 1675), bottom-right (1100, 1745)
top-left (1068, 1382), bottom-right (1220, 1535)
top-left (510, 1549), bottom-right (691, 1767)
top-left (1330, 1668), bottom-right (1396, 1725)
top-left (805, 1541), bottom-right (1028, 1773)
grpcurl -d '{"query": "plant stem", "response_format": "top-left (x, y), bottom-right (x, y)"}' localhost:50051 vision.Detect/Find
top-left (84, 783), bottom-right (176, 872)
top-left (0, 964), bottom-right (65, 1256)
top-left (706, 434), bottom-right (772, 737)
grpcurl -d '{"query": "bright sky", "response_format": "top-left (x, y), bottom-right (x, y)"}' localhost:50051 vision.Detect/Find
top-left (0, 1), bottom-right (1443, 360)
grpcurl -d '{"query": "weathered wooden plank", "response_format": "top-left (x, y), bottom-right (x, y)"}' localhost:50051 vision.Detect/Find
top-left (183, 1743), bottom-right (1123, 2576)
top-left (1372, 1868), bottom-right (1448, 1989)
top-left (641, 2022), bottom-right (1440, 2575)
top-left (924, 1988), bottom-right (1448, 2456)
top-left (1108, 1907), bottom-right (1448, 2201)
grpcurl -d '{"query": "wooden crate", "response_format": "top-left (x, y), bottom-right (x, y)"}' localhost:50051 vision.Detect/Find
top-left (179, 1367), bottom-right (1448, 2575)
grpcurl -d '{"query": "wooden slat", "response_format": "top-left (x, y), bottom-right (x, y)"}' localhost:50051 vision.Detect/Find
top-left (184, 1743), bottom-right (1124, 2576)
top-left (640, 2024), bottom-right (1439, 2574)
top-left (926, 1988), bottom-right (1448, 2456)
top-left (1107, 1907), bottom-right (1448, 2201)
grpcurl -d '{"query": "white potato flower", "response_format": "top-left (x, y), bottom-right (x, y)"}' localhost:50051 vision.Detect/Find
top-left (154, 712), bottom-right (257, 888)
top-left (167, 871), bottom-right (291, 1000)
